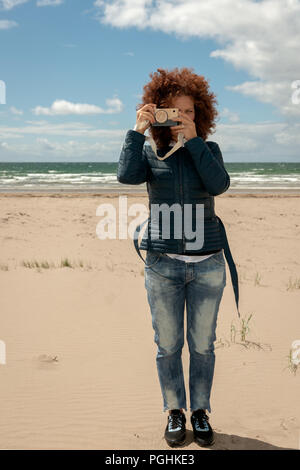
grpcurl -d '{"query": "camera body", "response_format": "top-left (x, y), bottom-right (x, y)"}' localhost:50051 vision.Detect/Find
top-left (152, 108), bottom-right (179, 127)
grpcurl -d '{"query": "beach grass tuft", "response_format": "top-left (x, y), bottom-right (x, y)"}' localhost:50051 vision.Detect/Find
top-left (216, 313), bottom-right (272, 351)
top-left (254, 272), bottom-right (261, 286)
top-left (20, 258), bottom-right (92, 270)
top-left (284, 349), bottom-right (299, 375)
top-left (60, 257), bottom-right (73, 268)
top-left (286, 276), bottom-right (300, 291)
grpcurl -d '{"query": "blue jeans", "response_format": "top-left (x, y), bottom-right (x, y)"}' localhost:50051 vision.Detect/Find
top-left (144, 250), bottom-right (226, 414)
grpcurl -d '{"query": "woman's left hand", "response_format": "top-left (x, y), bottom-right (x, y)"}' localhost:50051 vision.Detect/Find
top-left (170, 112), bottom-right (197, 142)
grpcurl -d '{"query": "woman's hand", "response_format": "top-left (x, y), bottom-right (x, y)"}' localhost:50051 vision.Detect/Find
top-left (135, 103), bottom-right (157, 134)
top-left (170, 112), bottom-right (197, 142)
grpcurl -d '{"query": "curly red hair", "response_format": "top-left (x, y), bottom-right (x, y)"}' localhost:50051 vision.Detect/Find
top-left (137, 67), bottom-right (219, 149)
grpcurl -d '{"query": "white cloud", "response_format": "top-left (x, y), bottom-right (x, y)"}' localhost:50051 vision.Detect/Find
top-left (226, 80), bottom-right (300, 117)
top-left (94, 0), bottom-right (151, 27)
top-left (273, 124), bottom-right (300, 146)
top-left (0, 121), bottom-right (126, 138)
top-left (0, 19), bottom-right (18, 28)
top-left (104, 97), bottom-right (124, 114)
top-left (0, 0), bottom-right (28, 10)
top-left (133, 93), bottom-right (143, 100)
top-left (94, 0), bottom-right (300, 118)
top-left (0, 135), bottom-right (123, 158)
top-left (32, 97), bottom-right (124, 115)
top-left (36, 137), bottom-right (56, 150)
top-left (33, 138), bottom-right (121, 156)
top-left (10, 106), bottom-right (23, 115)
top-left (36, 0), bottom-right (64, 6)
top-left (25, 120), bottom-right (49, 125)
top-left (219, 107), bottom-right (240, 123)
top-left (0, 119), bottom-right (299, 160)
top-left (213, 121), bottom-right (300, 160)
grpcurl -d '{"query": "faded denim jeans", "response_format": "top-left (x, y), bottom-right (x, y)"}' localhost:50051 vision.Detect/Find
top-left (144, 250), bottom-right (226, 414)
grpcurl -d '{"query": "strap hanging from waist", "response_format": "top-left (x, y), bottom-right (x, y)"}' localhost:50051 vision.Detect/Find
top-left (133, 217), bottom-right (241, 318)
top-left (215, 215), bottom-right (240, 318)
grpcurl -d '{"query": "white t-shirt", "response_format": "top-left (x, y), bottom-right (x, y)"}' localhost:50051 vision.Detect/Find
top-left (165, 251), bottom-right (222, 263)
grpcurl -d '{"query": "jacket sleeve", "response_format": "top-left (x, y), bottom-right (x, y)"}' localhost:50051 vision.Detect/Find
top-left (117, 129), bottom-right (150, 185)
top-left (184, 137), bottom-right (230, 196)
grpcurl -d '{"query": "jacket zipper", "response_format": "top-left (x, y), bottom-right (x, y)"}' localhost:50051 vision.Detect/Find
top-left (178, 151), bottom-right (185, 252)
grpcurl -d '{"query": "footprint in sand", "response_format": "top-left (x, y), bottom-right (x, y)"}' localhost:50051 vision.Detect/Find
top-left (37, 354), bottom-right (59, 363)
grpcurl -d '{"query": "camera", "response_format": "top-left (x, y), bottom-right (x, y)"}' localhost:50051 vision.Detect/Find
top-left (152, 108), bottom-right (179, 127)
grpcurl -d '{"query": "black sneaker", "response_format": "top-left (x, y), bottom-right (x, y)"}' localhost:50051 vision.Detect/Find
top-left (164, 409), bottom-right (186, 447)
top-left (191, 409), bottom-right (214, 447)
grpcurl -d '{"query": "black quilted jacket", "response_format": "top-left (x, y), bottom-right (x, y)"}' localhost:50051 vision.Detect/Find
top-left (117, 129), bottom-right (230, 254)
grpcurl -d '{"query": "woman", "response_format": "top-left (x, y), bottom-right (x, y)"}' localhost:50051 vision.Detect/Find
top-left (117, 67), bottom-right (240, 448)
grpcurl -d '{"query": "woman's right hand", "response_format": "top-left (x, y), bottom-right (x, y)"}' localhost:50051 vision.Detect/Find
top-left (135, 103), bottom-right (157, 134)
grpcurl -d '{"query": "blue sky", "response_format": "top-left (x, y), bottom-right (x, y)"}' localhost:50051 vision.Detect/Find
top-left (0, 0), bottom-right (299, 162)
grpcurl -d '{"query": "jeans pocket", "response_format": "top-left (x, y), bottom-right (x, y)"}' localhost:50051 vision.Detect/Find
top-left (145, 250), bottom-right (161, 268)
top-left (210, 250), bottom-right (225, 267)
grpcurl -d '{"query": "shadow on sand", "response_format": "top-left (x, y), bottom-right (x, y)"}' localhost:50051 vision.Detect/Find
top-left (176, 429), bottom-right (296, 450)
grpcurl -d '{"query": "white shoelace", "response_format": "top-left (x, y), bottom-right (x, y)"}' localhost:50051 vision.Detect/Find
top-left (168, 413), bottom-right (184, 432)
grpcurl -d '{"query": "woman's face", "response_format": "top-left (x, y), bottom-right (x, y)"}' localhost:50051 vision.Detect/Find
top-left (169, 95), bottom-right (195, 141)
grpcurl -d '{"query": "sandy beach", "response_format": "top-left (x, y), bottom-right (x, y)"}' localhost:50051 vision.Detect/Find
top-left (0, 190), bottom-right (299, 450)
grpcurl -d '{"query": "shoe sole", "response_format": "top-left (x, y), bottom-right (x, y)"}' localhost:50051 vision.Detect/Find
top-left (194, 435), bottom-right (214, 447)
top-left (164, 430), bottom-right (187, 448)
top-left (165, 438), bottom-right (186, 448)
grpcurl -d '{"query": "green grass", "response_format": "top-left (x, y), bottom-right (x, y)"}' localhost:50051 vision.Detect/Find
top-left (254, 272), bottom-right (261, 286)
top-left (286, 277), bottom-right (300, 291)
top-left (230, 313), bottom-right (253, 343)
top-left (216, 313), bottom-right (272, 351)
top-left (21, 258), bottom-right (92, 270)
top-left (60, 257), bottom-right (73, 268)
top-left (284, 349), bottom-right (299, 375)
top-left (240, 313), bottom-right (253, 342)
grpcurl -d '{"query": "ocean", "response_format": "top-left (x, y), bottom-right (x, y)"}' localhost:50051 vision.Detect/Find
top-left (0, 162), bottom-right (300, 192)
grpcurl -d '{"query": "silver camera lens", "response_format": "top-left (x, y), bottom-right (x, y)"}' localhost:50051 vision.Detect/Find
top-left (155, 109), bottom-right (168, 124)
